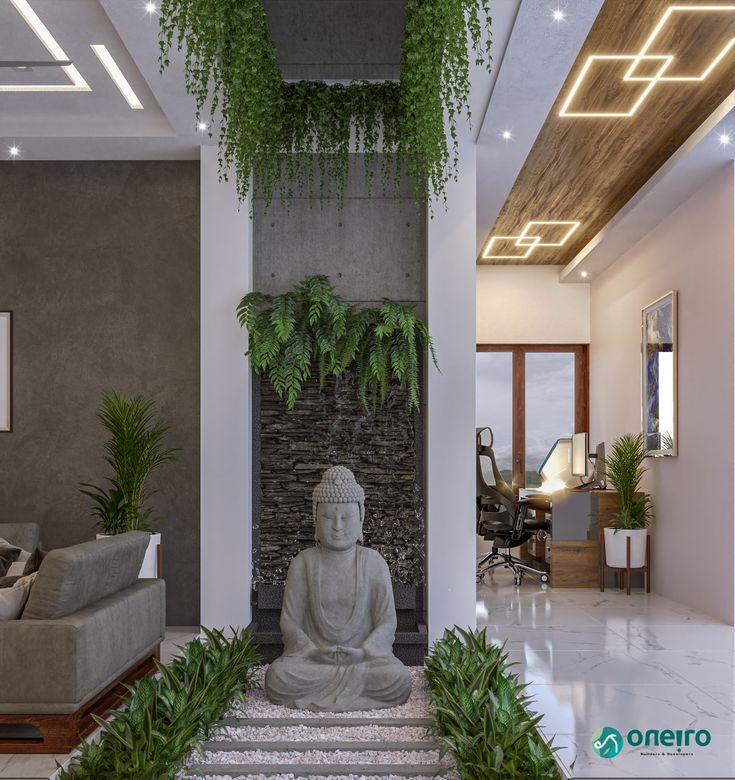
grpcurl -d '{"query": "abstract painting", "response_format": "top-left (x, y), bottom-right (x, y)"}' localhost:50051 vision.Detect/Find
top-left (642, 292), bottom-right (676, 456)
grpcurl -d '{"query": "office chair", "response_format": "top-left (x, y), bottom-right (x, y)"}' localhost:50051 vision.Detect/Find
top-left (476, 427), bottom-right (551, 586)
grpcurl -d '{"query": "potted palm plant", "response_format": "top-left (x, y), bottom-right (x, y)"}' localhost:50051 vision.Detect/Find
top-left (603, 432), bottom-right (653, 569)
top-left (80, 391), bottom-right (180, 577)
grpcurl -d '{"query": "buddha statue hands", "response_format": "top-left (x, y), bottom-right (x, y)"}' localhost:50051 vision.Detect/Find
top-left (264, 466), bottom-right (412, 712)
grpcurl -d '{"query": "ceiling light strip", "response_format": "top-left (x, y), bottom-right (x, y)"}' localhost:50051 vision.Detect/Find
top-left (559, 4), bottom-right (735, 118)
top-left (5, 0), bottom-right (90, 92)
top-left (90, 45), bottom-right (143, 110)
top-left (482, 221), bottom-right (580, 260)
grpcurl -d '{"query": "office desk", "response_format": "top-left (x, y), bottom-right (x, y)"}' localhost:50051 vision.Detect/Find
top-left (549, 490), bottom-right (631, 587)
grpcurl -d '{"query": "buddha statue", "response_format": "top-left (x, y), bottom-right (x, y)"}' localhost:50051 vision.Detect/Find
top-left (264, 466), bottom-right (412, 711)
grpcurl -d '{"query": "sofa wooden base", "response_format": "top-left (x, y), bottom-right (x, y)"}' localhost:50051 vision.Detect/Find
top-left (0, 645), bottom-right (160, 754)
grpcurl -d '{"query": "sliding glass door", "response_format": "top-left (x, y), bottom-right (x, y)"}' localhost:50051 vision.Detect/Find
top-left (476, 345), bottom-right (588, 489)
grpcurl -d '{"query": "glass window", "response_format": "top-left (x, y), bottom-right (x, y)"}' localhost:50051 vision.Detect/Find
top-left (476, 352), bottom-right (513, 485)
top-left (525, 352), bottom-right (575, 487)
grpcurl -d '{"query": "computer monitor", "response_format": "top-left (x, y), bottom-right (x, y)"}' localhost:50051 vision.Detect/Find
top-left (572, 432), bottom-right (589, 477)
top-left (539, 437), bottom-right (573, 486)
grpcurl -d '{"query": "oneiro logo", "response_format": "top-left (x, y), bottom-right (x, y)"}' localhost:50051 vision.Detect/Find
top-left (592, 727), bottom-right (624, 758)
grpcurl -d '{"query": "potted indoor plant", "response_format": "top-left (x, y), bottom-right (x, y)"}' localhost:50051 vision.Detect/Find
top-left (80, 391), bottom-right (179, 577)
top-left (603, 432), bottom-right (653, 569)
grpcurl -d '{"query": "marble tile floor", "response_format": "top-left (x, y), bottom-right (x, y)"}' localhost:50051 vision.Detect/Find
top-left (478, 569), bottom-right (735, 778)
top-left (0, 627), bottom-right (200, 780)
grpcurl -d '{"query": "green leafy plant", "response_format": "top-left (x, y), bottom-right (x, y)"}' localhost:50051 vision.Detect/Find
top-left (604, 433), bottom-right (653, 530)
top-left (81, 392), bottom-right (180, 534)
top-left (158, 0), bottom-right (491, 208)
top-left (237, 275), bottom-right (437, 411)
top-left (425, 626), bottom-right (560, 779)
top-left (58, 627), bottom-right (261, 780)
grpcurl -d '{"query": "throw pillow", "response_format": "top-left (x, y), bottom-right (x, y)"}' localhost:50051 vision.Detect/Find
top-left (0, 546), bottom-right (21, 577)
top-left (22, 547), bottom-right (46, 577)
top-left (0, 572), bottom-right (37, 620)
top-left (0, 537), bottom-right (30, 563)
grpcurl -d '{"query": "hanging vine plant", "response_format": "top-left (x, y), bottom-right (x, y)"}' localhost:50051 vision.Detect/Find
top-left (236, 275), bottom-right (437, 411)
top-left (159, 0), bottom-right (491, 207)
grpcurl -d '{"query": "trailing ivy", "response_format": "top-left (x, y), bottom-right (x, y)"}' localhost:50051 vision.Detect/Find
top-left (236, 275), bottom-right (436, 411)
top-left (425, 627), bottom-right (561, 779)
top-left (159, 0), bottom-right (491, 207)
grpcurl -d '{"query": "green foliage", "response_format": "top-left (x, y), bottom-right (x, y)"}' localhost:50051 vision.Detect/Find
top-left (58, 628), bottom-right (261, 780)
top-left (604, 433), bottom-right (653, 529)
top-left (425, 626), bottom-right (560, 780)
top-left (158, 0), bottom-right (491, 208)
top-left (81, 392), bottom-right (180, 534)
top-left (237, 275), bottom-right (436, 411)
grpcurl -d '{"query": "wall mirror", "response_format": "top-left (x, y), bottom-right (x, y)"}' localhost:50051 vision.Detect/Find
top-left (642, 291), bottom-right (677, 456)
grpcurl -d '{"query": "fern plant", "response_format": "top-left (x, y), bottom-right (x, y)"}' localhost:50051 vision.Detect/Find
top-left (236, 275), bottom-right (437, 411)
top-left (159, 0), bottom-right (492, 208)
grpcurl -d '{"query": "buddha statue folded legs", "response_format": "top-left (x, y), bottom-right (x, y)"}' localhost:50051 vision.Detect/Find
top-left (264, 466), bottom-right (412, 712)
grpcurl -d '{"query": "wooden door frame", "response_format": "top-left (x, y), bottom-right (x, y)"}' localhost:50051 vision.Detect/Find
top-left (476, 344), bottom-right (589, 488)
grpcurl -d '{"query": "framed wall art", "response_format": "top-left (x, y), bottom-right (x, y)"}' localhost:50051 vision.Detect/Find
top-left (0, 312), bottom-right (11, 432)
top-left (642, 291), bottom-right (677, 456)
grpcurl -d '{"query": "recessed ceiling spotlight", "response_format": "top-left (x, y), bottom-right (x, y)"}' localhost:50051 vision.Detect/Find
top-left (552, 8), bottom-right (566, 22)
top-left (197, 121), bottom-right (209, 132)
top-left (145, 2), bottom-right (158, 13)
top-left (719, 132), bottom-right (732, 146)
top-left (13, 65), bottom-right (33, 72)
top-left (581, 270), bottom-right (588, 278)
top-left (8, 145), bottom-right (21, 159)
top-left (501, 130), bottom-right (513, 141)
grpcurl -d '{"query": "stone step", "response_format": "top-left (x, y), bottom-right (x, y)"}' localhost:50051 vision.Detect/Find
top-left (203, 740), bottom-right (442, 752)
top-left (219, 716), bottom-right (435, 728)
top-left (185, 763), bottom-right (450, 778)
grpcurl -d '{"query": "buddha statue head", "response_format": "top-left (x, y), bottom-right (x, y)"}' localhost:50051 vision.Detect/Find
top-left (312, 466), bottom-right (365, 551)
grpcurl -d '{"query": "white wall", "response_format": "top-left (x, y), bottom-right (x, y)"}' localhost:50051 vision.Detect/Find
top-left (200, 146), bottom-right (253, 630)
top-left (427, 137), bottom-right (478, 643)
top-left (590, 163), bottom-right (735, 623)
top-left (476, 266), bottom-right (590, 344)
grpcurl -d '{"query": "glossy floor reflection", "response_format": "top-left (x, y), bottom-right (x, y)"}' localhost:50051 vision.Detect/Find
top-left (478, 570), bottom-right (735, 778)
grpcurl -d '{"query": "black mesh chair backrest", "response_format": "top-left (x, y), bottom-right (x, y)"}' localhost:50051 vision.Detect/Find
top-left (476, 428), bottom-right (516, 513)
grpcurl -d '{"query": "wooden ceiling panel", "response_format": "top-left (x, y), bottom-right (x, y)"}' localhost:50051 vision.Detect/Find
top-left (479, 0), bottom-right (735, 265)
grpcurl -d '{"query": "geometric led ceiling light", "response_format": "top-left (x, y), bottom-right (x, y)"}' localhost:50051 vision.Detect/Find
top-left (0, 0), bottom-right (90, 92)
top-left (482, 220), bottom-right (580, 260)
top-left (560, 4), bottom-right (735, 118)
top-left (90, 45), bottom-right (143, 109)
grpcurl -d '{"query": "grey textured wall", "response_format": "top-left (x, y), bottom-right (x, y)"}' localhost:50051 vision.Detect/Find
top-left (0, 161), bottom-right (200, 626)
top-left (256, 370), bottom-right (423, 586)
top-left (265, 0), bottom-right (405, 80)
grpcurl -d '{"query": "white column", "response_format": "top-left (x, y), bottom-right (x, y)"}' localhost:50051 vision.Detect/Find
top-left (426, 137), bottom-right (478, 644)
top-left (200, 146), bottom-right (253, 630)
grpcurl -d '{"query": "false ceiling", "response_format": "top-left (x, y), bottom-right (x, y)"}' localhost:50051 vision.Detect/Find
top-left (479, 0), bottom-right (735, 265)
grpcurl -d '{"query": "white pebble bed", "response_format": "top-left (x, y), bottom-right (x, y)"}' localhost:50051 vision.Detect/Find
top-left (210, 724), bottom-right (433, 742)
top-left (183, 774), bottom-right (458, 780)
top-left (191, 748), bottom-right (448, 766)
top-left (227, 667), bottom-right (432, 720)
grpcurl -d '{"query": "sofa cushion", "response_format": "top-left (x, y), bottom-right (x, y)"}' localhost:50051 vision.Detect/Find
top-left (22, 547), bottom-right (46, 576)
top-left (0, 546), bottom-right (20, 577)
top-left (22, 532), bottom-right (149, 621)
top-left (0, 573), bottom-right (36, 620)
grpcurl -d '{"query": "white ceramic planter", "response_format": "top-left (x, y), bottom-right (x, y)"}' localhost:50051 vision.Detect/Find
top-left (96, 532), bottom-right (161, 578)
top-left (604, 527), bottom-right (647, 569)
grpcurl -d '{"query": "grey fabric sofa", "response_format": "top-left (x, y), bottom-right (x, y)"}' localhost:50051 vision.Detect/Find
top-left (0, 527), bottom-right (165, 753)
